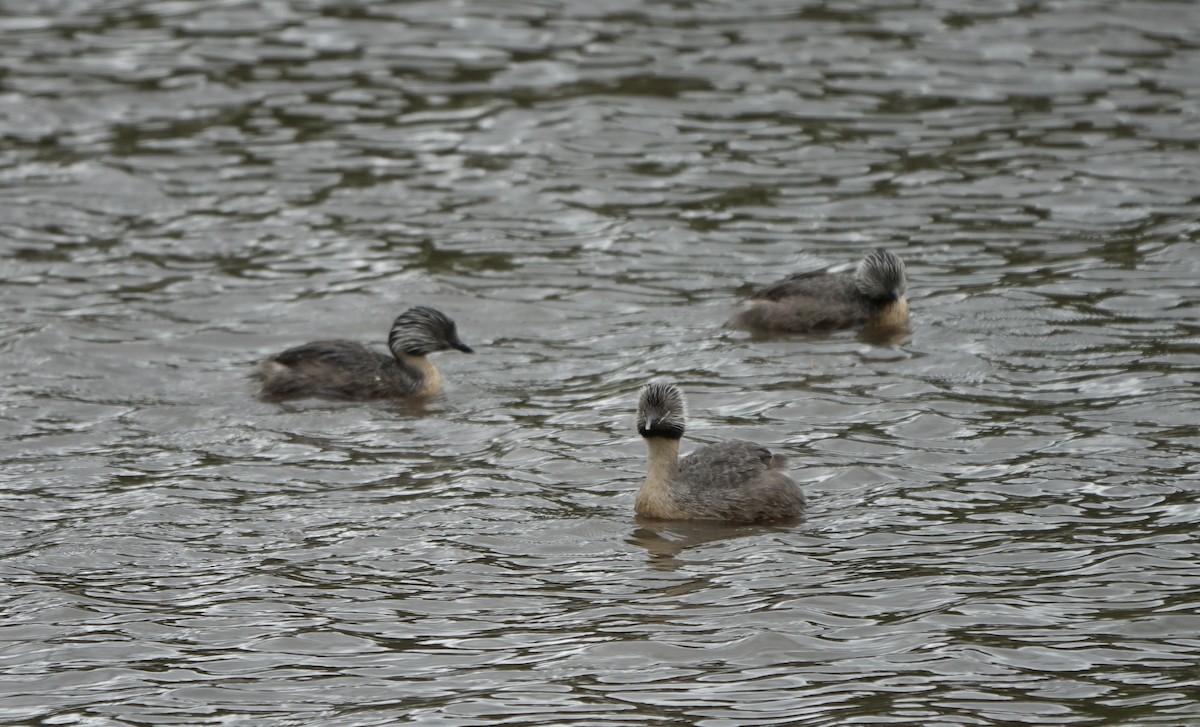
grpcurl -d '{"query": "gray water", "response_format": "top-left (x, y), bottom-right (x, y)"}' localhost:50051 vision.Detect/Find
top-left (2, 1), bottom-right (1199, 725)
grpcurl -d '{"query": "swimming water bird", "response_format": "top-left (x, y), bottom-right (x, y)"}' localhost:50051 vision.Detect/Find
top-left (635, 381), bottom-right (806, 523)
top-left (729, 249), bottom-right (909, 333)
top-left (252, 306), bottom-right (472, 401)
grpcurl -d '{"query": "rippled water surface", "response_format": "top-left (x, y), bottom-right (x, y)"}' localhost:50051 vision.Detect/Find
top-left (2, 1), bottom-right (1200, 725)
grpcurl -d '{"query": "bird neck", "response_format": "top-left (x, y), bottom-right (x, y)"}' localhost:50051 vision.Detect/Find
top-left (395, 351), bottom-right (442, 396)
top-left (636, 436), bottom-right (682, 519)
top-left (871, 295), bottom-right (910, 329)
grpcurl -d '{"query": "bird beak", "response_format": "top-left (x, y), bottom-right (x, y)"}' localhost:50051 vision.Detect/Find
top-left (891, 288), bottom-right (902, 302)
top-left (453, 340), bottom-right (474, 353)
top-left (643, 415), bottom-right (657, 431)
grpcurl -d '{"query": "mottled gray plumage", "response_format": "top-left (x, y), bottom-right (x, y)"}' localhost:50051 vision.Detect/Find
top-left (729, 249), bottom-right (909, 333)
top-left (635, 381), bottom-right (805, 524)
top-left (252, 305), bottom-right (472, 402)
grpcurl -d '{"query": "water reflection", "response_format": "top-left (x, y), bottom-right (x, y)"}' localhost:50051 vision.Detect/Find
top-left (627, 520), bottom-right (800, 571)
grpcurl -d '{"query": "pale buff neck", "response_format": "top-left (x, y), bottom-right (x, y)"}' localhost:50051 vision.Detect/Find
top-left (636, 436), bottom-right (684, 519)
top-left (396, 352), bottom-right (442, 396)
top-left (874, 295), bottom-right (910, 329)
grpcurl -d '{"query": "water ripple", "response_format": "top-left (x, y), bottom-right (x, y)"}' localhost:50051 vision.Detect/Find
top-left (2, 0), bottom-right (1200, 725)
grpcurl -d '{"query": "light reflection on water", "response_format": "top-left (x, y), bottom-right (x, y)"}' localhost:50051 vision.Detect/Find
top-left (2, 0), bottom-right (1200, 725)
